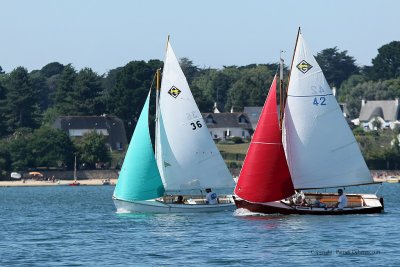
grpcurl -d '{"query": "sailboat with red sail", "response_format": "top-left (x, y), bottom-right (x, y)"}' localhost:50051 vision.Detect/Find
top-left (234, 75), bottom-right (295, 203)
top-left (234, 29), bottom-right (384, 215)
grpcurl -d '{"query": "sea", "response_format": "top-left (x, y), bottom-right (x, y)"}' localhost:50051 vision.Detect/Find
top-left (1, 183), bottom-right (399, 266)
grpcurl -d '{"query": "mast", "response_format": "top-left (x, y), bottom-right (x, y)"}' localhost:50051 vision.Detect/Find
top-left (279, 51), bottom-right (285, 128)
top-left (155, 68), bottom-right (161, 159)
top-left (74, 154), bottom-right (77, 181)
top-left (286, 27), bottom-right (301, 95)
top-left (155, 35), bottom-right (169, 161)
top-left (280, 28), bottom-right (300, 127)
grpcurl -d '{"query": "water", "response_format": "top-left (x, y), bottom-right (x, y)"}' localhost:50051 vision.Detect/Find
top-left (1, 184), bottom-right (399, 266)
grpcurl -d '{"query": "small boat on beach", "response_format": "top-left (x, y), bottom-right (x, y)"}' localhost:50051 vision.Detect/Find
top-left (386, 176), bottom-right (399, 183)
top-left (102, 179), bottom-right (111, 185)
top-left (113, 37), bottom-right (235, 213)
top-left (234, 29), bottom-right (384, 215)
top-left (68, 180), bottom-right (80, 186)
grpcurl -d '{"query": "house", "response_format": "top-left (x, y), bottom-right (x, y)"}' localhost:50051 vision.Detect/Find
top-left (243, 106), bottom-right (263, 130)
top-left (53, 115), bottom-right (128, 151)
top-left (202, 112), bottom-right (253, 140)
top-left (356, 99), bottom-right (400, 130)
top-left (245, 102), bottom-right (352, 131)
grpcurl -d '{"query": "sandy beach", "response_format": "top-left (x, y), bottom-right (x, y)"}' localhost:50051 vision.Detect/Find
top-left (0, 178), bottom-right (118, 187)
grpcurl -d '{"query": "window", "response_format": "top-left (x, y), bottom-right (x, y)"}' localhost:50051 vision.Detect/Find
top-left (238, 115), bottom-right (247, 124)
top-left (116, 142), bottom-right (123, 151)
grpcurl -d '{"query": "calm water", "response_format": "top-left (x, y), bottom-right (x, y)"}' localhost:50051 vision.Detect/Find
top-left (1, 184), bottom-right (399, 266)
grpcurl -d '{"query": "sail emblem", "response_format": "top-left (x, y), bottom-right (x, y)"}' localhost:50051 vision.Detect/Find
top-left (296, 60), bottom-right (313, 74)
top-left (168, 86), bottom-right (181, 98)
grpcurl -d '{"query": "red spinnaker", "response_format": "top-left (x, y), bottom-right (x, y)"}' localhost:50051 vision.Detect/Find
top-left (234, 75), bottom-right (295, 202)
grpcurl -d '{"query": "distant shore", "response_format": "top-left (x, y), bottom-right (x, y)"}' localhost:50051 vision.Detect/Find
top-left (0, 178), bottom-right (118, 187)
top-left (0, 176), bottom-right (396, 188)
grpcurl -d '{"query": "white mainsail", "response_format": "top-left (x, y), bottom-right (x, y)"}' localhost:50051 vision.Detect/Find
top-left (156, 41), bottom-right (234, 192)
top-left (283, 32), bottom-right (373, 189)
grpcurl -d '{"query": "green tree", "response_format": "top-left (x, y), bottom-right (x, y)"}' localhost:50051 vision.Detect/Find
top-left (315, 47), bottom-right (359, 89)
top-left (369, 41), bottom-right (400, 80)
top-left (192, 66), bottom-right (241, 112)
top-left (30, 126), bottom-right (75, 168)
top-left (29, 70), bottom-right (50, 113)
top-left (106, 60), bottom-right (162, 137)
top-left (225, 65), bottom-right (275, 111)
top-left (8, 128), bottom-right (35, 171)
top-left (5, 67), bottom-right (39, 131)
top-left (54, 64), bottom-right (78, 115)
top-left (0, 82), bottom-right (8, 136)
top-left (73, 68), bottom-right (105, 115)
top-left (41, 107), bottom-right (60, 126)
top-left (41, 62), bottom-right (64, 78)
top-left (179, 57), bottom-right (200, 84)
top-left (74, 131), bottom-right (111, 169)
top-left (0, 140), bottom-right (11, 178)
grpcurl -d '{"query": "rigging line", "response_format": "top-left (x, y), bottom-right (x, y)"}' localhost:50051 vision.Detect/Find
top-left (149, 70), bottom-right (157, 93)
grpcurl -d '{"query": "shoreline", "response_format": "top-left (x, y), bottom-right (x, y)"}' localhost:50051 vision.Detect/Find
top-left (0, 178), bottom-right (118, 187)
top-left (0, 177), bottom-right (394, 187)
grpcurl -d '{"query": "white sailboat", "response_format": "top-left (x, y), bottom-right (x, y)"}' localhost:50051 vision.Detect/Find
top-left (113, 38), bottom-right (235, 213)
top-left (234, 29), bottom-right (383, 215)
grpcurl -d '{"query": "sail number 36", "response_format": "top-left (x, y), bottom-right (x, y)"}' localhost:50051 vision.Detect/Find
top-left (313, 97), bottom-right (327, 106)
top-left (190, 120), bottom-right (203, 130)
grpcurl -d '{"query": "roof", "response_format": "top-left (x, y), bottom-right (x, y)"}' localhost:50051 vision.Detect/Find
top-left (53, 115), bottom-right (128, 150)
top-left (243, 106), bottom-right (263, 130)
top-left (359, 100), bottom-right (400, 121)
top-left (202, 112), bottom-right (252, 129)
top-left (339, 103), bottom-right (350, 117)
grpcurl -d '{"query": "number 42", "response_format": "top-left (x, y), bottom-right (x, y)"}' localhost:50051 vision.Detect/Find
top-left (313, 97), bottom-right (326, 106)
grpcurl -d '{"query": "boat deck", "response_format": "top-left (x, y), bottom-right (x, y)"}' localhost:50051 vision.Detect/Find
top-left (298, 193), bottom-right (364, 207)
top-left (157, 194), bottom-right (234, 205)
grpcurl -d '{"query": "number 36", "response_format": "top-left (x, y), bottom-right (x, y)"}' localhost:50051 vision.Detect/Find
top-left (191, 120), bottom-right (203, 130)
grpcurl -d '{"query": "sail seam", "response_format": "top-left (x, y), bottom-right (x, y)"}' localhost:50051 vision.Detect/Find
top-left (287, 93), bottom-right (333, 97)
top-left (252, 142), bottom-right (282, 145)
top-left (331, 140), bottom-right (356, 152)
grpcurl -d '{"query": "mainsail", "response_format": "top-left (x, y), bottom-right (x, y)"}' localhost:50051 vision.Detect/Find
top-left (156, 41), bottom-right (234, 191)
top-left (113, 93), bottom-right (165, 201)
top-left (235, 75), bottom-right (295, 202)
top-left (283, 32), bottom-right (373, 189)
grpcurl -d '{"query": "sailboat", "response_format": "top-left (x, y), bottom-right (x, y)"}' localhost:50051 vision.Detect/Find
top-left (112, 38), bottom-right (236, 213)
top-left (234, 29), bottom-right (384, 215)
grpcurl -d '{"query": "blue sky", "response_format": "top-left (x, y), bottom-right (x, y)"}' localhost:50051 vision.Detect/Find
top-left (0, 0), bottom-right (398, 74)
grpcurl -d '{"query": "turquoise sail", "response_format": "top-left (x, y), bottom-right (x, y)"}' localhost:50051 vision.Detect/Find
top-left (113, 93), bottom-right (165, 201)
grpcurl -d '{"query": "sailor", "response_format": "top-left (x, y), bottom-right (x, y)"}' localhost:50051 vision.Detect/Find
top-left (174, 195), bottom-right (184, 204)
top-left (205, 188), bottom-right (219, 204)
top-left (332, 189), bottom-right (347, 210)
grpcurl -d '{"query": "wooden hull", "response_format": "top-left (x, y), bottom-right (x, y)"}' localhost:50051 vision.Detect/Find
top-left (234, 194), bottom-right (384, 215)
top-left (113, 196), bottom-right (236, 213)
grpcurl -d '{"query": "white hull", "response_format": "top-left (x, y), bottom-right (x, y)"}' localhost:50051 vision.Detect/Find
top-left (113, 197), bottom-right (236, 213)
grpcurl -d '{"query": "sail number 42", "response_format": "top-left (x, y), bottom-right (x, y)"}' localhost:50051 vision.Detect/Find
top-left (313, 97), bottom-right (326, 106)
top-left (191, 120), bottom-right (203, 130)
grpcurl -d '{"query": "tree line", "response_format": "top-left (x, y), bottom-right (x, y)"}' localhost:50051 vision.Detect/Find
top-left (1, 41), bottom-right (400, 176)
